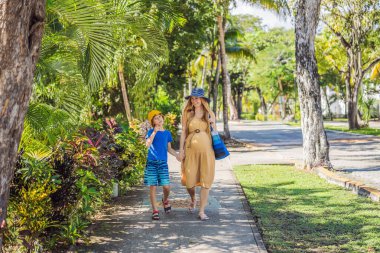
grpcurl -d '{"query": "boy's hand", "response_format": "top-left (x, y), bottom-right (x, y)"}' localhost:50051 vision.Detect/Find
top-left (175, 152), bottom-right (181, 162)
top-left (0, 219), bottom-right (6, 229)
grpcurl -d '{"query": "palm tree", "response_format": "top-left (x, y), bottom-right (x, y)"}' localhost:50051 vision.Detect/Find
top-left (215, 0), bottom-right (288, 138)
top-left (217, 10), bottom-right (232, 138)
top-left (225, 25), bottom-right (255, 118)
top-left (0, 1), bottom-right (177, 245)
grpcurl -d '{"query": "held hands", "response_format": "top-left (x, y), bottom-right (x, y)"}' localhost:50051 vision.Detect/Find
top-left (179, 150), bottom-right (185, 161)
top-left (175, 152), bottom-right (181, 162)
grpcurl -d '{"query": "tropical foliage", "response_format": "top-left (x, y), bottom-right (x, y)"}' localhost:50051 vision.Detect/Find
top-left (2, 0), bottom-right (380, 251)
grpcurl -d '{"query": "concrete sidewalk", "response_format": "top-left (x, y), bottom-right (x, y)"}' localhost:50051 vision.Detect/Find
top-left (73, 156), bottom-right (267, 253)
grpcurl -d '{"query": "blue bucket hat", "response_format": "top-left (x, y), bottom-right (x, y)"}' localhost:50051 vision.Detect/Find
top-left (185, 88), bottom-right (210, 103)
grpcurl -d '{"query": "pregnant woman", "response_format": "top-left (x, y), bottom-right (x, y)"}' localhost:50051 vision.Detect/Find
top-left (179, 88), bottom-right (216, 221)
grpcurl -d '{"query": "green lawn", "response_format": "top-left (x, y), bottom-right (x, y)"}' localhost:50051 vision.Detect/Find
top-left (324, 125), bottom-right (380, 137)
top-left (234, 165), bottom-right (380, 253)
top-left (286, 122), bottom-right (380, 137)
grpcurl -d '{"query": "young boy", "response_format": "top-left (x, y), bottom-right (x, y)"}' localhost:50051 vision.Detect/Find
top-left (145, 110), bottom-right (179, 220)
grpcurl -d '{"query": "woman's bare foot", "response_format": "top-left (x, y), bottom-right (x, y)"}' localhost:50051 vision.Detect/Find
top-left (188, 198), bottom-right (196, 213)
top-left (198, 212), bottom-right (209, 221)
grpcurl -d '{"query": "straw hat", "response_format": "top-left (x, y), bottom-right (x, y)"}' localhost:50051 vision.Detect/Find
top-left (147, 110), bottom-right (163, 126)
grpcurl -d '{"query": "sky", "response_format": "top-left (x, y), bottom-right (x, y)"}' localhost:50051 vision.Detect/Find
top-left (230, 1), bottom-right (293, 30)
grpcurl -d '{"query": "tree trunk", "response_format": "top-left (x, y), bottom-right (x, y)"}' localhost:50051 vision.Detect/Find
top-left (0, 1), bottom-right (46, 248)
top-left (118, 63), bottom-right (132, 122)
top-left (322, 87), bottom-right (333, 121)
top-left (295, 0), bottom-right (330, 170)
top-left (201, 56), bottom-right (207, 89)
top-left (256, 87), bottom-right (267, 119)
top-left (188, 71), bottom-right (193, 95)
top-left (183, 82), bottom-right (187, 100)
top-left (237, 86), bottom-right (243, 119)
top-left (217, 15), bottom-right (238, 122)
top-left (347, 47), bottom-right (362, 129)
top-left (282, 96), bottom-right (288, 119)
top-left (208, 50), bottom-right (215, 100)
top-left (227, 75), bottom-right (238, 120)
top-left (212, 49), bottom-right (221, 116)
top-left (217, 15), bottom-right (231, 138)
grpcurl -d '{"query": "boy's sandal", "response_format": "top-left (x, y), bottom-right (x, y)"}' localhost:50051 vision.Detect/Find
top-left (152, 210), bottom-right (160, 220)
top-left (162, 199), bottom-right (171, 213)
top-left (198, 212), bottom-right (209, 221)
top-left (188, 199), bottom-right (196, 214)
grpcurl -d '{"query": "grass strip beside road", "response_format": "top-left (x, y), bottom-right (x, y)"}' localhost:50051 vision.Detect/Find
top-left (286, 122), bottom-right (380, 137)
top-left (234, 165), bottom-right (380, 253)
top-left (324, 125), bottom-right (380, 137)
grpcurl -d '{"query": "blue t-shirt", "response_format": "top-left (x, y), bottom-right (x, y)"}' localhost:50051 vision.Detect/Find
top-left (146, 129), bottom-right (173, 161)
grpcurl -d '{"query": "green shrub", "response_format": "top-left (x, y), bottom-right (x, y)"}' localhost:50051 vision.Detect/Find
top-left (241, 113), bottom-right (255, 120)
top-left (255, 113), bottom-right (265, 121)
top-left (6, 118), bottom-right (147, 251)
top-left (268, 114), bottom-right (278, 121)
top-left (5, 181), bottom-right (57, 252)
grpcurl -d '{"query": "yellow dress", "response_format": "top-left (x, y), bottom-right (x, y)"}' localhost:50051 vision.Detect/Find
top-left (182, 117), bottom-right (215, 189)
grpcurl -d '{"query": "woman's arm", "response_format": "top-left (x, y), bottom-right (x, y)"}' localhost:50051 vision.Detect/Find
top-left (209, 111), bottom-right (217, 131)
top-left (179, 114), bottom-right (187, 160)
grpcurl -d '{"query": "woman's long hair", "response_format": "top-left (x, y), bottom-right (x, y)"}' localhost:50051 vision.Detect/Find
top-left (182, 97), bottom-right (214, 134)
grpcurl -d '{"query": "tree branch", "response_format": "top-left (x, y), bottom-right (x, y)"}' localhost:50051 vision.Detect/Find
top-left (322, 20), bottom-right (351, 50)
top-left (363, 57), bottom-right (380, 76)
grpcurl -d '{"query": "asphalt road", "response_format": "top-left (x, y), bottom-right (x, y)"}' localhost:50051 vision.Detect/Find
top-left (222, 121), bottom-right (380, 190)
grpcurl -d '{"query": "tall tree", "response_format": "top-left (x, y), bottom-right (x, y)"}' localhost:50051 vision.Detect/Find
top-left (295, 0), bottom-right (331, 169)
top-left (322, 0), bottom-right (380, 129)
top-left (217, 12), bottom-right (232, 138)
top-left (216, 2), bottom-right (239, 123)
top-left (0, 1), bottom-right (46, 248)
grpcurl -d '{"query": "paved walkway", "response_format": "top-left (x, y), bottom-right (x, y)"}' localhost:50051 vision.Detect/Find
top-left (73, 155), bottom-right (267, 253)
top-left (71, 120), bottom-right (379, 252)
top-left (224, 121), bottom-right (380, 190)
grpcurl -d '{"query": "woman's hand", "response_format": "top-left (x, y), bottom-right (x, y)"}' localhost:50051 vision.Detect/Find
top-left (209, 115), bottom-right (216, 129)
top-left (179, 150), bottom-right (185, 161)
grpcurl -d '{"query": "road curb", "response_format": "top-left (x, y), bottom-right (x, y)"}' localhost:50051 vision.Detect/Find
top-left (314, 166), bottom-right (380, 202)
top-left (325, 129), bottom-right (380, 139)
top-left (231, 170), bottom-right (268, 253)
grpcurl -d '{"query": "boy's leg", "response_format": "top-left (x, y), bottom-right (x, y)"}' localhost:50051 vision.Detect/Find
top-left (162, 185), bottom-right (170, 202)
top-left (157, 161), bottom-right (170, 201)
top-left (150, 186), bottom-right (158, 211)
top-left (162, 185), bottom-right (172, 213)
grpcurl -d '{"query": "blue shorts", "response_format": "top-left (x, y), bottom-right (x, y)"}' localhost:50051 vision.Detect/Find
top-left (144, 160), bottom-right (170, 186)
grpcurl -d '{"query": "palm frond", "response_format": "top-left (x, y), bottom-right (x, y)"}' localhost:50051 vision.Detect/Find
top-left (26, 103), bottom-right (52, 134)
top-left (25, 103), bottom-right (77, 145)
top-left (243, 0), bottom-right (290, 16)
top-left (48, 0), bottom-right (117, 91)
